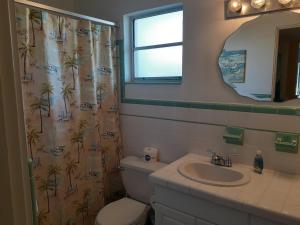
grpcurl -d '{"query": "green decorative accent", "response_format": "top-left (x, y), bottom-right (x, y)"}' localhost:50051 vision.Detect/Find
top-left (132, 76), bottom-right (182, 84)
top-left (275, 132), bottom-right (299, 154)
top-left (122, 97), bottom-right (300, 116)
top-left (278, 107), bottom-right (298, 116)
top-left (228, 104), bottom-right (252, 112)
top-left (252, 105), bottom-right (277, 114)
top-left (251, 94), bottom-right (272, 99)
top-left (223, 127), bottom-right (244, 145)
top-left (118, 40), bottom-right (300, 117)
top-left (28, 158), bottom-right (38, 225)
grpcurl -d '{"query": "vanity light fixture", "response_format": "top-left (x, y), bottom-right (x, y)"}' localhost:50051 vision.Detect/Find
top-left (225, 0), bottom-right (300, 19)
top-left (228, 0), bottom-right (243, 12)
top-left (278, 0), bottom-right (292, 5)
top-left (251, 0), bottom-right (266, 8)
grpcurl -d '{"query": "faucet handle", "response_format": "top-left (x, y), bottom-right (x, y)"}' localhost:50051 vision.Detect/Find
top-left (210, 151), bottom-right (218, 164)
top-left (225, 155), bottom-right (232, 167)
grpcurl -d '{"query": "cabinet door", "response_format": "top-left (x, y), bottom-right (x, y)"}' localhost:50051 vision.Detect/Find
top-left (197, 218), bottom-right (215, 225)
top-left (251, 216), bottom-right (285, 225)
top-left (155, 204), bottom-right (196, 225)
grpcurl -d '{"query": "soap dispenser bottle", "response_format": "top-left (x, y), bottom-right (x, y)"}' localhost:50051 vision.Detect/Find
top-left (254, 150), bottom-right (264, 174)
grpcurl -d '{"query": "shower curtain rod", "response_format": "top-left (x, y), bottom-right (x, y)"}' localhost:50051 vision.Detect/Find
top-left (14, 0), bottom-right (117, 27)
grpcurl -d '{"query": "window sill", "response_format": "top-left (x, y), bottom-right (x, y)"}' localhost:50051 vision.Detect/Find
top-left (125, 79), bottom-right (182, 85)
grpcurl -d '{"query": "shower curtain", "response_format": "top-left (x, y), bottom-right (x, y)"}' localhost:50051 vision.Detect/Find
top-left (15, 5), bottom-right (123, 225)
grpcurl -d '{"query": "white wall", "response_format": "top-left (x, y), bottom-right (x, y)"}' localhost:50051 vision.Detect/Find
top-left (28, 0), bottom-right (75, 11)
top-left (77, 0), bottom-right (300, 174)
top-left (74, 0), bottom-right (181, 23)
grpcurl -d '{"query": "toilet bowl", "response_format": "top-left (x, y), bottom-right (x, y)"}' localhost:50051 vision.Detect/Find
top-left (95, 156), bottom-right (166, 225)
top-left (95, 198), bottom-right (149, 225)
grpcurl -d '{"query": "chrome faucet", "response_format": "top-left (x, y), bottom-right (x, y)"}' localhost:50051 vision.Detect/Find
top-left (211, 152), bottom-right (232, 167)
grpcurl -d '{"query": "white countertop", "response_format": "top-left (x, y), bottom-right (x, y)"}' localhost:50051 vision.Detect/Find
top-left (149, 153), bottom-right (300, 225)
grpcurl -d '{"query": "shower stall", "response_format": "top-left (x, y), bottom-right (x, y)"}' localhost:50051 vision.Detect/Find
top-left (3, 1), bottom-right (123, 225)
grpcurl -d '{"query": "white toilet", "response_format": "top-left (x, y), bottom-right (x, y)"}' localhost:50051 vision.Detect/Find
top-left (95, 156), bottom-right (166, 225)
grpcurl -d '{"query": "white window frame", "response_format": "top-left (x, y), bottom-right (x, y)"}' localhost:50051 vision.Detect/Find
top-left (124, 4), bottom-right (183, 84)
top-left (297, 62), bottom-right (300, 97)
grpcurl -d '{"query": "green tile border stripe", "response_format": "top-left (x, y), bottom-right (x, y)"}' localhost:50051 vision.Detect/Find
top-left (117, 40), bottom-right (300, 117)
top-left (122, 98), bottom-right (300, 116)
top-left (121, 113), bottom-right (300, 135)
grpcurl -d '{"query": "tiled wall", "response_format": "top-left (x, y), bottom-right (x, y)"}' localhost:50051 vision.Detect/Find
top-left (121, 104), bottom-right (300, 174)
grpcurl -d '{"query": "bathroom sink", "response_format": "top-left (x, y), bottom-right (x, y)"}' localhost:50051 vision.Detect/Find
top-left (178, 162), bottom-right (250, 187)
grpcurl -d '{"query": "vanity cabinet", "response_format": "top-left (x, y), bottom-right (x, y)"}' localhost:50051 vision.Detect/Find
top-left (153, 186), bottom-right (289, 225)
top-left (196, 219), bottom-right (215, 225)
top-left (155, 204), bottom-right (216, 225)
top-left (155, 204), bottom-right (196, 225)
top-left (250, 216), bottom-right (282, 225)
top-left (155, 203), bottom-right (284, 225)
top-left (153, 186), bottom-right (249, 225)
top-left (150, 154), bottom-right (298, 225)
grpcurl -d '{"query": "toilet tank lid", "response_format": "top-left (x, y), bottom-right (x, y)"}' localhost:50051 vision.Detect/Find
top-left (120, 156), bottom-right (167, 173)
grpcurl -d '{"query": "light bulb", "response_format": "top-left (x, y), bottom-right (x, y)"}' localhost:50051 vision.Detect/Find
top-left (228, 0), bottom-right (242, 12)
top-left (251, 0), bottom-right (266, 9)
top-left (278, 0), bottom-right (292, 5)
top-left (241, 2), bottom-right (251, 15)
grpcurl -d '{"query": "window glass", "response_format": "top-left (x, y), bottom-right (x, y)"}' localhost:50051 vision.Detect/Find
top-left (134, 46), bottom-right (182, 78)
top-left (134, 11), bottom-right (183, 47)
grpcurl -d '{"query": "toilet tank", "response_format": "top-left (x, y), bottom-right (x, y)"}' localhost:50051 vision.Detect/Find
top-left (120, 156), bottom-right (166, 204)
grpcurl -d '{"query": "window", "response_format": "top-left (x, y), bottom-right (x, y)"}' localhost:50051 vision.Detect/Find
top-left (131, 6), bottom-right (183, 81)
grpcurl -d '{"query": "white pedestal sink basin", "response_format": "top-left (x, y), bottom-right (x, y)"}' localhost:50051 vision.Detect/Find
top-left (178, 162), bottom-right (250, 187)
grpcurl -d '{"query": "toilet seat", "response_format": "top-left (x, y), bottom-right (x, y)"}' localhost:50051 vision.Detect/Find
top-left (95, 197), bottom-right (149, 225)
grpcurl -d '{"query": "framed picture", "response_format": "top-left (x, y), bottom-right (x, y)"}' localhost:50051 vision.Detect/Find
top-left (219, 50), bottom-right (247, 84)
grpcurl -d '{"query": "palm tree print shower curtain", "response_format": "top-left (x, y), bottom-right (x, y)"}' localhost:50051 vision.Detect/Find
top-left (15, 5), bottom-right (123, 225)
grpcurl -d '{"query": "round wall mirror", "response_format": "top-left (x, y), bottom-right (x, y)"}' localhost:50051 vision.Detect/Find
top-left (219, 11), bottom-right (300, 102)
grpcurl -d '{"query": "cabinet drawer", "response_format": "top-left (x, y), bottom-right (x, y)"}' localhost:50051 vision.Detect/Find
top-left (197, 218), bottom-right (215, 225)
top-left (155, 186), bottom-right (249, 225)
top-left (155, 204), bottom-right (196, 225)
top-left (251, 216), bottom-right (286, 225)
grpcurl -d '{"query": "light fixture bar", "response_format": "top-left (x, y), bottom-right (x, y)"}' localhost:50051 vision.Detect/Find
top-left (225, 0), bottom-right (300, 19)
